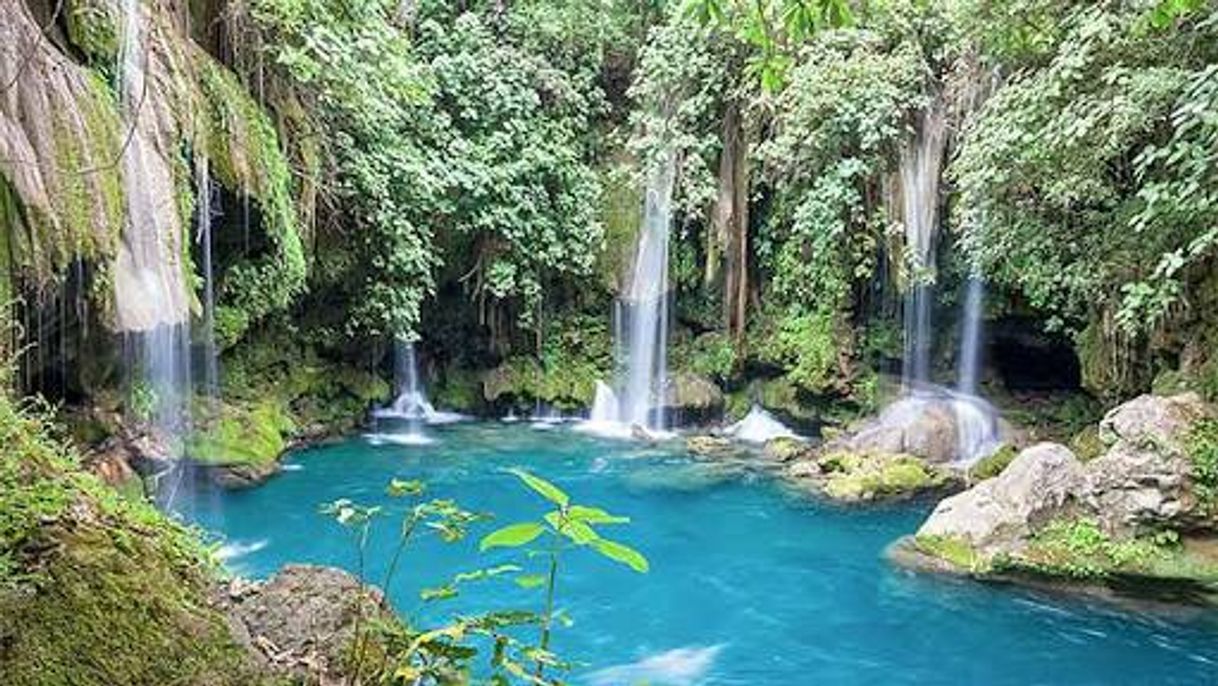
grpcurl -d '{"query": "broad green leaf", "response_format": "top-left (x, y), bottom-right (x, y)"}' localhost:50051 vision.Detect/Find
top-left (480, 522), bottom-right (545, 551)
top-left (544, 512), bottom-right (598, 544)
top-left (568, 505), bottom-right (629, 525)
top-left (509, 469), bottom-right (569, 507)
top-left (591, 538), bottom-right (650, 573)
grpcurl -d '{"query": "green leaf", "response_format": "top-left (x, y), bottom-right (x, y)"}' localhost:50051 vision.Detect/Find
top-left (544, 511), bottom-right (598, 544)
top-left (421, 584), bottom-right (458, 601)
top-left (591, 538), bottom-right (650, 573)
top-left (508, 469), bottom-right (569, 507)
top-left (515, 574), bottom-right (547, 589)
top-left (567, 505), bottom-right (629, 525)
top-left (480, 522), bottom-right (546, 551)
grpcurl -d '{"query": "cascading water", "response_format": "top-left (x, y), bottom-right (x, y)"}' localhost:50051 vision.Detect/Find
top-left (196, 156), bottom-right (219, 399)
top-left (899, 102), bottom-right (947, 390)
top-left (951, 274), bottom-right (1000, 464)
top-left (370, 340), bottom-right (466, 445)
top-left (116, 0), bottom-right (193, 487)
top-left (581, 151), bottom-right (675, 438)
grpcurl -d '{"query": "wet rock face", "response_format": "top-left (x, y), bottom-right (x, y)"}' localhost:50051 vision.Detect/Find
top-left (917, 443), bottom-right (1085, 554)
top-left (662, 371), bottom-right (724, 425)
top-left (218, 565), bottom-right (388, 684)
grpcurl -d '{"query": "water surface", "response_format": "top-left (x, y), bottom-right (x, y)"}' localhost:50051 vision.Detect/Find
top-left (188, 423), bottom-right (1218, 685)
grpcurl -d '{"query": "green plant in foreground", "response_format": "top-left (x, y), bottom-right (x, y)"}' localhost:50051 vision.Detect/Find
top-left (481, 469), bottom-right (650, 682)
top-left (320, 470), bottom-right (648, 685)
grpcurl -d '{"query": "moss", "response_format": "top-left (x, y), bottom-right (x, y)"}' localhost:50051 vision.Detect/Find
top-left (0, 394), bottom-right (272, 685)
top-left (432, 366), bottom-right (483, 413)
top-left (913, 534), bottom-right (986, 572)
top-left (969, 444), bottom-right (1018, 481)
top-left (185, 399), bottom-right (294, 467)
top-left (819, 451), bottom-right (948, 501)
top-left (194, 52), bottom-right (307, 348)
top-left (65, 0), bottom-right (121, 64)
top-left (998, 518), bottom-right (1215, 582)
top-left (1070, 424), bottom-right (1106, 462)
top-left (1184, 418), bottom-right (1218, 513)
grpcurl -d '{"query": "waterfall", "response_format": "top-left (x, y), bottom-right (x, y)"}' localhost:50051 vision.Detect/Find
top-left (725, 406), bottom-right (798, 444)
top-left (899, 102), bottom-right (947, 390)
top-left (197, 157), bottom-right (219, 399)
top-left (116, 0), bottom-right (192, 466)
top-left (370, 340), bottom-right (465, 445)
top-left (581, 151), bottom-right (675, 438)
top-left (957, 276), bottom-right (985, 396)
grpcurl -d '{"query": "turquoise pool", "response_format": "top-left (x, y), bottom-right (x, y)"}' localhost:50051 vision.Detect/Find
top-left (186, 423), bottom-right (1218, 685)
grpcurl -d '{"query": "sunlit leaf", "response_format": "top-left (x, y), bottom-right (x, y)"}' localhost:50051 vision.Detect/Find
top-left (508, 469), bottom-right (569, 507)
top-left (480, 522), bottom-right (546, 551)
top-left (591, 538), bottom-right (650, 573)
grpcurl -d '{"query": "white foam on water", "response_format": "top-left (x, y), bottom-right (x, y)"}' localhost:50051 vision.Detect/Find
top-left (364, 432), bottom-right (435, 447)
top-left (587, 644), bottom-right (724, 686)
top-left (725, 406), bottom-right (798, 444)
top-left (216, 539), bottom-right (268, 562)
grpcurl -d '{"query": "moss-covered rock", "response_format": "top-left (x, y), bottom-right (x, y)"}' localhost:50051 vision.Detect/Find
top-left (968, 443), bottom-right (1018, 481)
top-left (0, 394), bottom-right (274, 685)
top-left (788, 450), bottom-right (956, 503)
top-left (186, 399), bottom-right (294, 487)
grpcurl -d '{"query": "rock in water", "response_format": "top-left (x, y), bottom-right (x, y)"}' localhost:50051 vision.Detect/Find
top-left (917, 443), bottom-right (1085, 554)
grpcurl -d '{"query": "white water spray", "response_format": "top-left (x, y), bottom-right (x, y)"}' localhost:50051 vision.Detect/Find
top-left (899, 102), bottom-right (947, 390)
top-left (582, 151), bottom-right (675, 438)
top-left (196, 156), bottom-right (219, 399)
top-left (370, 340), bottom-right (465, 445)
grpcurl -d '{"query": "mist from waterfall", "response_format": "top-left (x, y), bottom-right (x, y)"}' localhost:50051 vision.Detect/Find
top-left (899, 102), bottom-right (947, 390)
top-left (584, 150), bottom-right (675, 438)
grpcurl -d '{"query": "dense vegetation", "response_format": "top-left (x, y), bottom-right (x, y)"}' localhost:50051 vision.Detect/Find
top-left (2, 0), bottom-right (1215, 429)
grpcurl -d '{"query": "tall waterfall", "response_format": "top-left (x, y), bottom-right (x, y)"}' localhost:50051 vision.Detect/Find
top-left (117, 0), bottom-right (191, 450)
top-left (584, 151), bottom-right (675, 438)
top-left (899, 102), bottom-right (947, 390)
top-left (197, 156), bottom-right (219, 399)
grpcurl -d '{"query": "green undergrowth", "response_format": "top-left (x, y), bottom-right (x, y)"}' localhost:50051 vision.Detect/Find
top-left (997, 518), bottom-right (1218, 583)
top-left (1185, 418), bottom-right (1218, 514)
top-left (0, 394), bottom-right (273, 685)
top-left (221, 328), bottom-right (390, 438)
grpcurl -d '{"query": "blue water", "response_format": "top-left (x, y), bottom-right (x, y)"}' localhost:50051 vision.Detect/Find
top-left (187, 423), bottom-right (1218, 685)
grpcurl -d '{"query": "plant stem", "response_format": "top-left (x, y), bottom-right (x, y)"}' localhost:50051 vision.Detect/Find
top-left (535, 549), bottom-right (560, 679)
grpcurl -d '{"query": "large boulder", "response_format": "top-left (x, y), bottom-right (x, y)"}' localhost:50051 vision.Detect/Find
top-left (218, 565), bottom-right (388, 683)
top-left (787, 450), bottom-right (958, 503)
top-left (841, 397), bottom-right (960, 463)
top-left (1086, 393), bottom-right (1213, 534)
top-left (917, 443), bottom-right (1085, 554)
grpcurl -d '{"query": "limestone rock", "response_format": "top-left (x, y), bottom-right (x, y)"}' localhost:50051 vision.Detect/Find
top-left (686, 435), bottom-right (738, 459)
top-left (917, 443), bottom-right (1085, 554)
top-left (1098, 392), bottom-right (1209, 450)
top-left (218, 565), bottom-right (388, 684)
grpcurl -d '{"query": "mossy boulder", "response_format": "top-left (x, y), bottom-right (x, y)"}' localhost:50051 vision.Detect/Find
top-left (185, 400), bottom-right (294, 487)
top-left (902, 395), bottom-right (1218, 605)
top-left (788, 450), bottom-right (956, 503)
